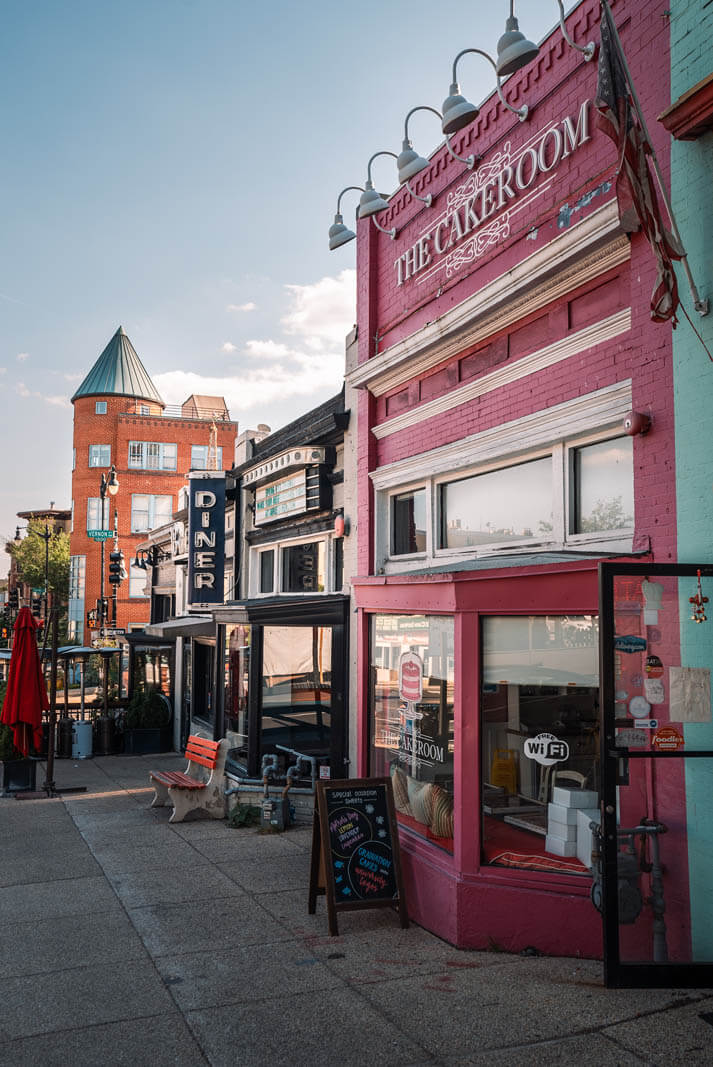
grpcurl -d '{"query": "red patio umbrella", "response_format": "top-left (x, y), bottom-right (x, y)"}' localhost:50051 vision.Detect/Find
top-left (1, 606), bottom-right (49, 756)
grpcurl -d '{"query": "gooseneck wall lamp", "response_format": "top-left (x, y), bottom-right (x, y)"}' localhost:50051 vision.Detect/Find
top-left (556, 0), bottom-right (595, 62)
top-left (328, 186), bottom-right (363, 250)
top-left (443, 47), bottom-right (531, 134)
top-left (398, 105), bottom-right (477, 199)
top-left (359, 152), bottom-right (398, 239)
top-left (495, 1), bottom-right (541, 76)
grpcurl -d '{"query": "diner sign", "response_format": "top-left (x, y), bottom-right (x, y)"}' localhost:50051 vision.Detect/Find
top-left (308, 778), bottom-right (409, 936)
top-left (187, 472), bottom-right (226, 606)
top-left (394, 100), bottom-right (591, 287)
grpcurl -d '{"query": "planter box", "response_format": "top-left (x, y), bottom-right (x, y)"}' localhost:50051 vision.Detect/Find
top-left (1, 757), bottom-right (37, 795)
top-left (122, 726), bottom-right (173, 755)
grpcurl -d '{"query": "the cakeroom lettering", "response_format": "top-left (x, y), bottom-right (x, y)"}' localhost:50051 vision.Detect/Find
top-left (395, 100), bottom-right (590, 286)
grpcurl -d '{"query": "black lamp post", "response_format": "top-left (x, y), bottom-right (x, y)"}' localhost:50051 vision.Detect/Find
top-left (99, 465), bottom-right (119, 632)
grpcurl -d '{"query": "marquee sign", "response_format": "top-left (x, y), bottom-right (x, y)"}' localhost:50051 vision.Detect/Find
top-left (187, 472), bottom-right (226, 607)
top-left (394, 100), bottom-right (591, 288)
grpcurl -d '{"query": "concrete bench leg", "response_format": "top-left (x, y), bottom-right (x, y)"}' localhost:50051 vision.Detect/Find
top-left (150, 779), bottom-right (170, 808)
top-left (167, 782), bottom-right (226, 823)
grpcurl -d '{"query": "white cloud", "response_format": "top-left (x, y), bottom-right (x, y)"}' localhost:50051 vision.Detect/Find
top-left (220, 342), bottom-right (237, 353)
top-left (0, 367), bottom-right (7, 375)
top-left (243, 339), bottom-right (290, 360)
top-left (15, 381), bottom-right (71, 408)
top-left (281, 269), bottom-right (356, 351)
top-left (16, 352), bottom-right (30, 362)
top-left (227, 301), bottom-right (257, 312)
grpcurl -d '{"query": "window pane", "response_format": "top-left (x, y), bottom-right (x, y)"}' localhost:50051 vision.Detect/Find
top-left (225, 624), bottom-right (250, 760)
top-left (128, 442), bottom-right (143, 468)
top-left (369, 614), bottom-right (455, 853)
top-left (162, 443), bottom-right (177, 470)
top-left (481, 615), bottom-right (599, 874)
top-left (153, 495), bottom-right (173, 526)
top-left (131, 495), bottom-right (149, 533)
top-left (574, 436), bottom-right (633, 533)
top-left (191, 445), bottom-right (207, 469)
top-left (95, 401), bottom-right (107, 414)
top-left (440, 457), bottom-right (552, 548)
top-left (146, 443), bottom-right (160, 469)
top-left (89, 445), bottom-right (110, 467)
top-left (282, 542), bottom-right (325, 593)
top-left (260, 550), bottom-right (274, 594)
top-left (261, 625), bottom-right (331, 760)
top-left (87, 497), bottom-right (110, 531)
top-left (392, 489), bottom-right (426, 555)
top-left (129, 564), bottom-right (148, 598)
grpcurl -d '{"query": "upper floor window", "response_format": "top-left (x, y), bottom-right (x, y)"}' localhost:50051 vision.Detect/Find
top-left (140, 404), bottom-right (150, 416)
top-left (573, 437), bottom-right (633, 534)
top-left (191, 444), bottom-right (223, 470)
top-left (392, 488), bottom-right (427, 556)
top-left (87, 497), bottom-right (111, 532)
top-left (440, 457), bottom-right (552, 549)
top-left (72, 448), bottom-right (76, 471)
top-left (129, 563), bottom-right (148, 598)
top-left (128, 441), bottom-right (177, 471)
top-left (89, 444), bottom-right (111, 468)
top-left (282, 541), bottom-right (325, 593)
top-left (131, 493), bottom-right (173, 533)
top-left (95, 401), bottom-right (107, 414)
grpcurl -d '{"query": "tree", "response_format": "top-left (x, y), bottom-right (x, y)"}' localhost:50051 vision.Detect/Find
top-left (10, 519), bottom-right (70, 602)
top-left (578, 496), bottom-right (632, 534)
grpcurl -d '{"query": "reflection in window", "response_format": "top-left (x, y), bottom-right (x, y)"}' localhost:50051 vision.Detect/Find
top-left (133, 646), bottom-right (173, 696)
top-left (481, 616), bottom-right (599, 874)
top-left (440, 457), bottom-right (552, 549)
top-left (392, 489), bottom-right (426, 555)
top-left (260, 550), bottom-right (275, 594)
top-left (261, 626), bottom-right (331, 758)
top-left (369, 615), bottom-right (455, 853)
top-left (574, 436), bottom-right (633, 533)
top-left (225, 624), bottom-right (250, 760)
top-left (282, 542), bottom-right (325, 593)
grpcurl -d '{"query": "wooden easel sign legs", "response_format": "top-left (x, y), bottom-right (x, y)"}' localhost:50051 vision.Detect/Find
top-left (308, 777), bottom-right (409, 936)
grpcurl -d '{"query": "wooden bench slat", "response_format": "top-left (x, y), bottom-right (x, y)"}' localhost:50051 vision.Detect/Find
top-left (186, 737), bottom-right (220, 755)
top-left (150, 770), bottom-right (204, 790)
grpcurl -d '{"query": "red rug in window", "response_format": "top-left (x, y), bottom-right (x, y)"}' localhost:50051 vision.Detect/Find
top-left (483, 817), bottom-right (588, 875)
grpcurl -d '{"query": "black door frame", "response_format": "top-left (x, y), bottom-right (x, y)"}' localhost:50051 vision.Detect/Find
top-left (599, 561), bottom-right (713, 988)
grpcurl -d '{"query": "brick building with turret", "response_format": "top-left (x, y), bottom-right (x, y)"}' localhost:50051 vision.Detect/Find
top-left (69, 327), bottom-right (237, 641)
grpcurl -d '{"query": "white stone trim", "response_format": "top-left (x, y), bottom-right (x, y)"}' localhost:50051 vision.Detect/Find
top-left (372, 308), bottom-right (631, 441)
top-left (347, 200), bottom-right (628, 397)
top-left (370, 380), bottom-right (633, 491)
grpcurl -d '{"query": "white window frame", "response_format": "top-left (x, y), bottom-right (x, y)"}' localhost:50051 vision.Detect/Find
top-left (129, 563), bottom-right (149, 599)
top-left (95, 401), bottom-right (107, 414)
top-left (128, 441), bottom-right (177, 471)
top-left (87, 497), bottom-right (111, 532)
top-left (250, 534), bottom-right (333, 598)
top-left (89, 444), bottom-right (111, 467)
top-left (191, 444), bottom-right (223, 470)
top-left (372, 383), bottom-right (634, 574)
top-left (130, 493), bottom-right (174, 533)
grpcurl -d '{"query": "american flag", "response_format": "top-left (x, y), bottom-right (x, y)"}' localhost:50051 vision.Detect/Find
top-left (595, 2), bottom-right (683, 325)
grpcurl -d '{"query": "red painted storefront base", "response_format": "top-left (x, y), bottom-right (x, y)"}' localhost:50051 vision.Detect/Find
top-left (354, 558), bottom-right (611, 959)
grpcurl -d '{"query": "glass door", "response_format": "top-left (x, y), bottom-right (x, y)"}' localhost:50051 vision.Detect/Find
top-left (599, 563), bottom-right (713, 987)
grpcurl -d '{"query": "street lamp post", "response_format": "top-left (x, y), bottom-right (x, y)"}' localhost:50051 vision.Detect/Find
top-left (99, 465), bottom-right (119, 632)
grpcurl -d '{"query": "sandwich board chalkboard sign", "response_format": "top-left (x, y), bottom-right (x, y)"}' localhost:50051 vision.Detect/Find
top-left (308, 777), bottom-right (409, 936)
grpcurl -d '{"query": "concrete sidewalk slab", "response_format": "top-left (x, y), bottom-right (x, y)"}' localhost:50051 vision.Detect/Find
top-left (127, 894), bottom-right (288, 957)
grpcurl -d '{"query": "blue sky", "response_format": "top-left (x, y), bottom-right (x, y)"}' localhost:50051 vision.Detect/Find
top-left (1, 1), bottom-right (561, 544)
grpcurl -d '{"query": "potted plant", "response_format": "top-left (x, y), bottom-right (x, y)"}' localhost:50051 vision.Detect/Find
top-left (121, 688), bottom-right (173, 754)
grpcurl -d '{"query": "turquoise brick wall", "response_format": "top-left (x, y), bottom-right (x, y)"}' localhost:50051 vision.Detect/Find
top-left (669, 0), bottom-right (713, 961)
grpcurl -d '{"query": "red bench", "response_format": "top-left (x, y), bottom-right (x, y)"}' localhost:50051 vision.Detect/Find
top-left (149, 735), bottom-right (228, 823)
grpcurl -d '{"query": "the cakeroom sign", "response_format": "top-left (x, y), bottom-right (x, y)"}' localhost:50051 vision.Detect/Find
top-left (394, 100), bottom-right (591, 288)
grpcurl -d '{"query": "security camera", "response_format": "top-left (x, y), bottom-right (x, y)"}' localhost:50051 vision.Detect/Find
top-left (623, 410), bottom-right (651, 436)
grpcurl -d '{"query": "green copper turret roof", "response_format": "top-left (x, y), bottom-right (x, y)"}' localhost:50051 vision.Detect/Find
top-left (71, 326), bottom-right (164, 406)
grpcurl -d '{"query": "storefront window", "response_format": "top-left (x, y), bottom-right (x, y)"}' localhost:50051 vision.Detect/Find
top-left (132, 644), bottom-right (173, 696)
top-left (481, 615), bottom-right (599, 874)
top-left (440, 457), bottom-right (552, 549)
top-left (282, 542), bottom-right (325, 593)
top-left (573, 436), bottom-right (633, 533)
top-left (369, 614), bottom-right (455, 853)
top-left (261, 625), bottom-right (332, 758)
top-left (260, 550), bottom-right (275, 594)
top-left (225, 624), bottom-right (250, 759)
top-left (391, 489), bottom-right (426, 555)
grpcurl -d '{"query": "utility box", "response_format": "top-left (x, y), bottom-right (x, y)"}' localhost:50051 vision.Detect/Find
top-left (261, 797), bottom-right (290, 831)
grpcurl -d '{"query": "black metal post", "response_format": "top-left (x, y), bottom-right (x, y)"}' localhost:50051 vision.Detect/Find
top-left (42, 608), bottom-right (59, 795)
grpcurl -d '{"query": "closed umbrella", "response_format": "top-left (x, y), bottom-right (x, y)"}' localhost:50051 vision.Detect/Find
top-left (1, 607), bottom-right (49, 756)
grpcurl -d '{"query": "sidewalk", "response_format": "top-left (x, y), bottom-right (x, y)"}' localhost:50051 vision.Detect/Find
top-left (0, 755), bottom-right (711, 1067)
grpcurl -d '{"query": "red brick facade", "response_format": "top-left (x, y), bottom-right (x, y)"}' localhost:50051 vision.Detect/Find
top-left (71, 394), bottom-right (236, 637)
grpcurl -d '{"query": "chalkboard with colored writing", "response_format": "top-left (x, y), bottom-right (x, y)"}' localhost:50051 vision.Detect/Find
top-left (308, 778), bottom-right (409, 936)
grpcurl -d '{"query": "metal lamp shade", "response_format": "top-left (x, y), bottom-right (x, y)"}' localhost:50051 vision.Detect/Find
top-left (441, 87), bottom-right (479, 136)
top-left (496, 17), bottom-right (539, 77)
top-left (359, 184), bottom-right (390, 218)
top-left (328, 214), bottom-right (356, 250)
top-left (397, 143), bottom-right (429, 185)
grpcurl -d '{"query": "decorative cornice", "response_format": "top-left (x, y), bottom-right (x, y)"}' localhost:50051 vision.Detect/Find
top-left (370, 380), bottom-right (633, 491)
top-left (659, 71), bottom-right (713, 140)
top-left (372, 308), bottom-right (631, 440)
top-left (347, 200), bottom-right (627, 397)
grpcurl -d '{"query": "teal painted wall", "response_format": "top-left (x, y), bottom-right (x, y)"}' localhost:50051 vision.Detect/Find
top-left (670, 1), bottom-right (713, 960)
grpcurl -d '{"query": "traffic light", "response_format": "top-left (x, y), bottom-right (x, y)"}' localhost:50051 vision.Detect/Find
top-left (108, 550), bottom-right (126, 586)
top-left (31, 594), bottom-right (42, 617)
top-left (8, 588), bottom-right (19, 610)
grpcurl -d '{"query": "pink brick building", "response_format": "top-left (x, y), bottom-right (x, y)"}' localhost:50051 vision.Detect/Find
top-left (345, 0), bottom-right (683, 958)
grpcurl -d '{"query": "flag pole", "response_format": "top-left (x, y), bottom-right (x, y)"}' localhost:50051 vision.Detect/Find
top-left (600, 0), bottom-right (708, 316)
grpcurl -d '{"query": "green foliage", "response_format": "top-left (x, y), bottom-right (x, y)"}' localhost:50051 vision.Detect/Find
top-left (124, 688), bottom-right (171, 729)
top-left (227, 803), bottom-right (262, 828)
top-left (10, 519), bottom-right (70, 601)
top-left (578, 496), bottom-right (632, 534)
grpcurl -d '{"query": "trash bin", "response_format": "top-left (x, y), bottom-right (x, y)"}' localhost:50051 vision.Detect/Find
top-left (57, 718), bottom-right (74, 758)
top-left (71, 720), bottom-right (93, 760)
top-left (93, 715), bottom-right (116, 755)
